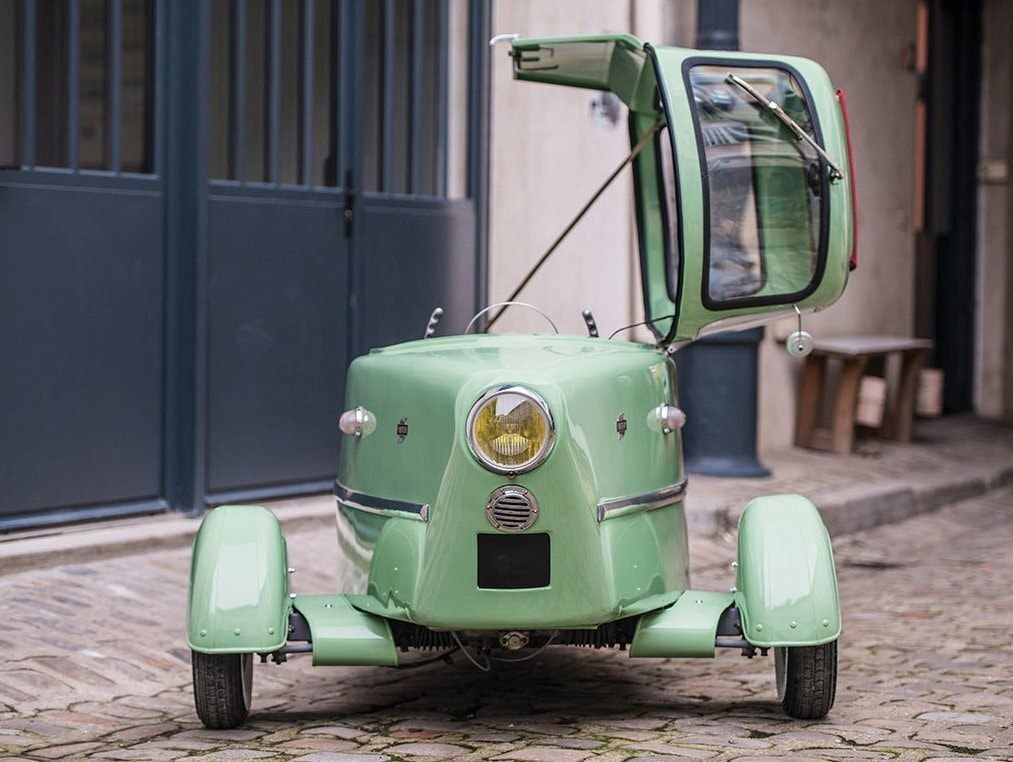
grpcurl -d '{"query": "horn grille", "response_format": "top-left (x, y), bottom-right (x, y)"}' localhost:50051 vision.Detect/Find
top-left (486, 486), bottom-right (538, 532)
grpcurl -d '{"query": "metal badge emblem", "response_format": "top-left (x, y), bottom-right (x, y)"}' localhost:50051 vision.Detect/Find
top-left (616, 413), bottom-right (627, 440)
top-left (396, 418), bottom-right (409, 443)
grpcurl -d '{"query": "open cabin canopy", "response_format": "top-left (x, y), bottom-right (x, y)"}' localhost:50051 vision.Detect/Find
top-left (507, 34), bottom-right (854, 345)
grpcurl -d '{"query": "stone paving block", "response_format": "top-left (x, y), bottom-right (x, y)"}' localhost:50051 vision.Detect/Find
top-left (105, 721), bottom-right (180, 744)
top-left (301, 725), bottom-right (371, 740)
top-left (289, 754), bottom-right (389, 762)
top-left (538, 737), bottom-right (603, 750)
top-left (91, 748), bottom-right (183, 760)
top-left (384, 741), bottom-right (469, 758)
top-left (278, 738), bottom-right (359, 753)
top-left (491, 747), bottom-right (592, 761)
top-left (144, 737), bottom-right (218, 751)
top-left (916, 710), bottom-right (999, 724)
top-left (624, 741), bottom-right (717, 758)
top-left (598, 728), bottom-right (659, 741)
top-left (173, 728), bottom-right (266, 742)
top-left (0, 732), bottom-right (36, 749)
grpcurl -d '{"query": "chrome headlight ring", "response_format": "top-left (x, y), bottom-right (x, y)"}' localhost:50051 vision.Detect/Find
top-left (465, 385), bottom-right (555, 475)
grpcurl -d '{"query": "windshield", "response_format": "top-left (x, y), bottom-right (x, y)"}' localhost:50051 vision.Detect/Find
top-left (688, 65), bottom-right (827, 305)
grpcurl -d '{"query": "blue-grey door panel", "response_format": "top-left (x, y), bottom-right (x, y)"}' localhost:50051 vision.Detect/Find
top-left (358, 196), bottom-right (477, 351)
top-left (206, 188), bottom-right (349, 496)
top-left (0, 180), bottom-right (165, 518)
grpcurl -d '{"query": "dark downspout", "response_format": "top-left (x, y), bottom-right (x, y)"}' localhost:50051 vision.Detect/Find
top-left (677, 0), bottom-right (770, 478)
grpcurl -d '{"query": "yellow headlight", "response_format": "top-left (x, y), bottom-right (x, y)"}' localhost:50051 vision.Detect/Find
top-left (467, 387), bottom-right (554, 474)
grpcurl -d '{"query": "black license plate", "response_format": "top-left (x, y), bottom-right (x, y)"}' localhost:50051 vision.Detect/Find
top-left (477, 533), bottom-right (550, 589)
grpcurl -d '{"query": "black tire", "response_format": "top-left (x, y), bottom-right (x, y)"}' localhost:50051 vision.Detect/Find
top-left (192, 650), bottom-right (253, 729)
top-left (774, 640), bottom-right (837, 719)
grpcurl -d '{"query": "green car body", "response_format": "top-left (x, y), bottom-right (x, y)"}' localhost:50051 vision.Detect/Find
top-left (188, 33), bottom-right (853, 725)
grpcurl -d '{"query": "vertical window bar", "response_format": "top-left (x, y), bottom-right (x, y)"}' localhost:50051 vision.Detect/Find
top-left (68, 0), bottom-right (81, 170)
top-left (330, 0), bottom-right (342, 187)
top-left (409, 0), bottom-right (422, 194)
top-left (435, 0), bottom-right (448, 196)
top-left (299, 0), bottom-right (313, 185)
top-left (21, 0), bottom-right (37, 168)
top-left (107, 0), bottom-right (122, 171)
top-left (153, 0), bottom-right (165, 176)
top-left (230, 0), bottom-right (246, 181)
top-left (151, 0), bottom-right (164, 173)
top-left (381, 0), bottom-right (393, 192)
top-left (266, 0), bottom-right (281, 183)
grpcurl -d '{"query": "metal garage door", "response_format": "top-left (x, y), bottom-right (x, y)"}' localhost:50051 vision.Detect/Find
top-left (0, 0), bottom-right (490, 529)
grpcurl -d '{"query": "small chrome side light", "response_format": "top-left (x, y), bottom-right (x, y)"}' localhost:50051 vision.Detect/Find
top-left (647, 404), bottom-right (686, 435)
top-left (339, 406), bottom-right (377, 438)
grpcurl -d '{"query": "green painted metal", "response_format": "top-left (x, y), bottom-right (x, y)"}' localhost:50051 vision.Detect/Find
top-left (630, 590), bottom-right (734, 658)
top-left (509, 34), bottom-right (654, 111)
top-left (292, 595), bottom-right (398, 667)
top-left (187, 505), bottom-right (290, 654)
top-left (734, 494), bottom-right (841, 647)
top-left (337, 334), bottom-right (689, 628)
top-left (655, 48), bottom-right (852, 343)
top-left (507, 35), bottom-right (853, 344)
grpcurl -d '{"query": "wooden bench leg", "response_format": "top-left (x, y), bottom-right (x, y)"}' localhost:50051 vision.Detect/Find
top-left (830, 356), bottom-right (868, 453)
top-left (881, 348), bottom-right (928, 442)
top-left (794, 355), bottom-right (824, 449)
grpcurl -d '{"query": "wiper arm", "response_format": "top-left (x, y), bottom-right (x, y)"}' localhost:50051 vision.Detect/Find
top-left (725, 73), bottom-right (844, 182)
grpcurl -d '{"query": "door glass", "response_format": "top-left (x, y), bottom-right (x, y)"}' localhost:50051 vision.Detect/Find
top-left (312, 0), bottom-right (336, 186)
top-left (209, 0), bottom-right (231, 179)
top-left (121, 0), bottom-right (153, 173)
top-left (0, 0), bottom-right (18, 168)
top-left (656, 125), bottom-right (679, 298)
top-left (79, 0), bottom-right (107, 170)
top-left (35, 2), bottom-right (70, 167)
top-left (243, 0), bottom-right (266, 181)
top-left (277, 1), bottom-right (300, 184)
top-left (445, 0), bottom-right (468, 198)
top-left (688, 65), bottom-right (824, 305)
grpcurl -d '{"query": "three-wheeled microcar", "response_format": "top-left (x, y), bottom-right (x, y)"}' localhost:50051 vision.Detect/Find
top-left (188, 33), bottom-right (855, 728)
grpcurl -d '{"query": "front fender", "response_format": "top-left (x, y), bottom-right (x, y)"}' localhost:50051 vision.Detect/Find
top-left (187, 505), bottom-right (290, 654)
top-left (734, 495), bottom-right (841, 647)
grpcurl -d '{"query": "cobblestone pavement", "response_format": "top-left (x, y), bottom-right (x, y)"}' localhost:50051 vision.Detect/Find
top-left (1, 487), bottom-right (1011, 761)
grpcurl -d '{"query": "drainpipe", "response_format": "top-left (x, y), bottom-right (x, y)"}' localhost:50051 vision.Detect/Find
top-left (677, 0), bottom-right (770, 478)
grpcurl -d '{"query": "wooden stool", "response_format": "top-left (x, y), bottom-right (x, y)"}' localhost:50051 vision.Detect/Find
top-left (794, 336), bottom-right (933, 454)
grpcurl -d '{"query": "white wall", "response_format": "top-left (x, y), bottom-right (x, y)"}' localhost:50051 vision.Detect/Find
top-left (488, 0), bottom-right (670, 338)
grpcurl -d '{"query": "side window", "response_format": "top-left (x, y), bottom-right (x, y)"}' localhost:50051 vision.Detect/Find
top-left (688, 65), bottom-right (825, 306)
top-left (655, 125), bottom-right (679, 299)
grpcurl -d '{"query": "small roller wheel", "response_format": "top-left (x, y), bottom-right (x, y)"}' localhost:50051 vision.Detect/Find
top-left (774, 640), bottom-right (837, 719)
top-left (192, 651), bottom-right (253, 729)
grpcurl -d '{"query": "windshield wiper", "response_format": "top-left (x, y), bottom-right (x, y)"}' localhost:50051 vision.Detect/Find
top-left (725, 73), bottom-right (844, 182)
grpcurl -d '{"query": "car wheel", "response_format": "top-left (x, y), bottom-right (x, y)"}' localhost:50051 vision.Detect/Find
top-left (774, 640), bottom-right (837, 719)
top-left (192, 650), bottom-right (253, 728)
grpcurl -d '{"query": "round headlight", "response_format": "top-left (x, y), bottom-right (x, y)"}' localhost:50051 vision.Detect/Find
top-left (466, 386), bottom-right (554, 474)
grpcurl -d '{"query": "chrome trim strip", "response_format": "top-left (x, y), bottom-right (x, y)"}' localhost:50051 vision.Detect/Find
top-left (334, 481), bottom-right (429, 522)
top-left (597, 478), bottom-right (688, 521)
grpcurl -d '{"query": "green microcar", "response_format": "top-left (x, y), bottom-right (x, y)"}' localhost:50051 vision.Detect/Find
top-left (188, 34), bottom-right (855, 728)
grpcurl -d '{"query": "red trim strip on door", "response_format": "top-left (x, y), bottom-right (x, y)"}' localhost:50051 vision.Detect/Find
top-left (836, 88), bottom-right (859, 271)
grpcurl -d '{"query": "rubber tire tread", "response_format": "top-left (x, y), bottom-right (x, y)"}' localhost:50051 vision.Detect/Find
top-left (781, 640), bottom-right (837, 719)
top-left (192, 651), bottom-right (250, 729)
